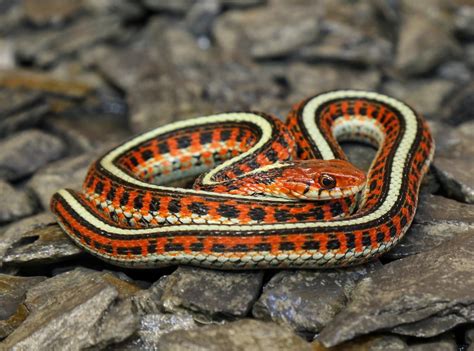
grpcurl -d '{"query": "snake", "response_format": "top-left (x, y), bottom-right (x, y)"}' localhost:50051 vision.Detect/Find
top-left (50, 90), bottom-right (434, 269)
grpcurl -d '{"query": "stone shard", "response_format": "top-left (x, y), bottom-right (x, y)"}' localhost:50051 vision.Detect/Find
top-left (2, 268), bottom-right (141, 350)
top-left (157, 319), bottom-right (312, 351)
top-left (0, 180), bottom-right (36, 223)
top-left (160, 266), bottom-right (263, 318)
top-left (318, 231), bottom-right (474, 347)
top-left (434, 157), bottom-right (474, 204)
top-left (252, 264), bottom-right (379, 334)
top-left (0, 129), bottom-right (66, 181)
top-left (0, 274), bottom-right (46, 338)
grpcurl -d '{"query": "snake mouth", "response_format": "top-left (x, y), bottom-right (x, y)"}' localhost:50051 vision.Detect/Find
top-left (299, 183), bottom-right (366, 201)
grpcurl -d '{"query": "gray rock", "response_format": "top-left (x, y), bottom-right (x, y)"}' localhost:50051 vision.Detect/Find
top-left (318, 231), bottom-right (474, 346)
top-left (214, 2), bottom-right (320, 59)
top-left (186, 0), bottom-right (221, 37)
top-left (287, 63), bottom-right (381, 101)
top-left (2, 223), bottom-right (83, 267)
top-left (455, 5), bottom-right (474, 39)
top-left (429, 121), bottom-right (474, 158)
top-left (0, 274), bottom-right (46, 338)
top-left (467, 43), bottom-right (474, 68)
top-left (2, 268), bottom-right (141, 350)
top-left (0, 129), bottom-right (66, 181)
top-left (113, 312), bottom-right (198, 350)
top-left (132, 276), bottom-right (169, 315)
top-left (441, 83), bottom-right (474, 125)
top-left (160, 266), bottom-right (263, 319)
top-left (0, 212), bottom-right (56, 265)
top-left (298, 21), bottom-right (392, 66)
top-left (16, 15), bottom-right (126, 67)
top-left (436, 60), bottom-right (472, 83)
top-left (434, 157), bottom-right (474, 204)
top-left (0, 90), bottom-right (49, 138)
top-left (0, 180), bottom-right (36, 223)
top-left (252, 264), bottom-right (379, 334)
top-left (22, 0), bottom-right (84, 26)
top-left (382, 79), bottom-right (456, 118)
top-left (342, 143), bottom-right (377, 172)
top-left (407, 336), bottom-right (457, 351)
top-left (27, 152), bottom-right (99, 210)
top-left (157, 319), bottom-right (312, 351)
top-left (219, 0), bottom-right (264, 7)
top-left (394, 5), bottom-right (459, 76)
top-left (467, 328), bottom-right (474, 351)
top-left (143, 0), bottom-right (195, 14)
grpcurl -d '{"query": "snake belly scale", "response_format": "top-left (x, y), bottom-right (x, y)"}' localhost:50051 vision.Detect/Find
top-left (50, 90), bottom-right (434, 269)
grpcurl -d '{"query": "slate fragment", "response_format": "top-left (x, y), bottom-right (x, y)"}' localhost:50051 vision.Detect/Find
top-left (0, 274), bottom-right (46, 338)
top-left (434, 157), bottom-right (474, 204)
top-left (384, 194), bottom-right (474, 259)
top-left (0, 180), bottom-right (36, 223)
top-left (318, 231), bottom-right (474, 346)
top-left (157, 319), bottom-right (312, 351)
top-left (2, 268), bottom-right (141, 350)
top-left (2, 223), bottom-right (83, 267)
top-left (160, 266), bottom-right (263, 319)
top-left (253, 264), bottom-right (379, 334)
top-left (0, 129), bottom-right (66, 181)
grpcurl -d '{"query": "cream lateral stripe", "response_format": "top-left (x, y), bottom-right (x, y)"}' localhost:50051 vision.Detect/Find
top-left (61, 91), bottom-right (418, 235)
top-left (101, 113), bottom-right (274, 199)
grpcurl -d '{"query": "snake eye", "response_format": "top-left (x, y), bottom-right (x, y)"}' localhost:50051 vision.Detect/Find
top-left (319, 174), bottom-right (336, 189)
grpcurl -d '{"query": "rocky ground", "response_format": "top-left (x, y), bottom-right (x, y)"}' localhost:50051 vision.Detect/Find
top-left (0, 0), bottom-right (473, 350)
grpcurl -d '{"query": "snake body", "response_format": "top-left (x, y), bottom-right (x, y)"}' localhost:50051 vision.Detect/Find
top-left (50, 90), bottom-right (434, 269)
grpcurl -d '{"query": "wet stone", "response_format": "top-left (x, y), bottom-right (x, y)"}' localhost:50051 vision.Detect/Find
top-left (157, 319), bottom-right (312, 351)
top-left (26, 152), bottom-right (100, 210)
top-left (2, 223), bottom-right (83, 267)
top-left (0, 274), bottom-right (46, 338)
top-left (0, 180), bottom-right (36, 223)
top-left (434, 157), bottom-right (474, 204)
top-left (318, 231), bottom-right (474, 347)
top-left (252, 264), bottom-right (379, 335)
top-left (0, 129), bottom-right (66, 181)
top-left (2, 268), bottom-right (141, 350)
top-left (160, 266), bottom-right (264, 319)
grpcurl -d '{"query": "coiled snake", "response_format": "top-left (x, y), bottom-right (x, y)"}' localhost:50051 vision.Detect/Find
top-left (50, 90), bottom-right (434, 269)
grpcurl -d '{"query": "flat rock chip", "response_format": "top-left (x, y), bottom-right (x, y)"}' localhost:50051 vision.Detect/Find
top-left (27, 152), bottom-right (99, 209)
top-left (15, 15), bottom-right (125, 67)
top-left (157, 319), bottom-right (312, 351)
top-left (253, 264), bottom-right (379, 334)
top-left (382, 79), bottom-right (456, 118)
top-left (394, 7), bottom-right (459, 76)
top-left (287, 63), bottom-right (381, 101)
top-left (384, 194), bottom-right (474, 259)
top-left (2, 223), bottom-right (83, 266)
top-left (318, 231), bottom-right (474, 347)
top-left (0, 274), bottom-right (46, 338)
top-left (160, 266), bottom-right (263, 318)
top-left (0, 180), bottom-right (36, 223)
top-left (214, 1), bottom-right (320, 59)
top-left (2, 268), bottom-right (141, 350)
top-left (113, 312), bottom-right (197, 350)
top-left (0, 212), bottom-right (55, 264)
top-left (434, 157), bottom-right (474, 204)
top-left (0, 129), bottom-right (66, 181)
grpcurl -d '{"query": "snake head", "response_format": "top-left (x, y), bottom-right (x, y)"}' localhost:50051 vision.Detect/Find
top-left (279, 159), bottom-right (366, 200)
